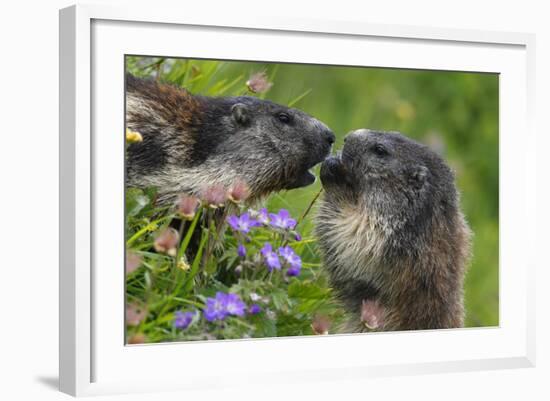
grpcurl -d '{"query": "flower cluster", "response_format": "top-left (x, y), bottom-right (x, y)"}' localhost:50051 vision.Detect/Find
top-left (150, 183), bottom-right (307, 336)
top-left (228, 208), bottom-right (298, 233)
top-left (200, 180), bottom-right (251, 209)
top-left (261, 243), bottom-right (302, 276)
top-left (204, 292), bottom-right (247, 322)
top-left (173, 292), bottom-right (261, 329)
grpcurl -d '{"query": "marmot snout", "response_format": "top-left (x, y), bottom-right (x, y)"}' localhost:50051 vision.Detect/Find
top-left (316, 129), bottom-right (471, 332)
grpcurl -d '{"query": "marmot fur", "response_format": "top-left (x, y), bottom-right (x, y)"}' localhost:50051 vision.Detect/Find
top-left (316, 129), bottom-right (471, 332)
top-left (125, 74), bottom-right (335, 204)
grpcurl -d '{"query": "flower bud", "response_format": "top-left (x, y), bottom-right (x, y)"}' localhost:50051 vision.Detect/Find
top-left (153, 227), bottom-right (180, 256)
top-left (248, 304), bottom-right (262, 315)
top-left (246, 71), bottom-right (273, 94)
top-left (361, 299), bottom-right (385, 330)
top-left (311, 315), bottom-right (331, 335)
top-left (126, 303), bottom-right (147, 326)
top-left (201, 184), bottom-right (227, 208)
top-left (237, 244), bottom-right (246, 258)
top-left (228, 179), bottom-right (250, 204)
top-left (176, 194), bottom-right (200, 220)
top-left (126, 251), bottom-right (142, 274)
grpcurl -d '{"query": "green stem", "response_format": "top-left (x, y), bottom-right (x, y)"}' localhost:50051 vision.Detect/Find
top-left (126, 215), bottom-right (172, 247)
top-left (296, 187), bottom-right (323, 229)
top-left (181, 230), bottom-right (208, 295)
top-left (176, 208), bottom-right (203, 262)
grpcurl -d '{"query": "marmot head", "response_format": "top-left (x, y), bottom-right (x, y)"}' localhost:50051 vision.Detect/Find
top-left (320, 129), bottom-right (457, 224)
top-left (126, 75), bottom-right (335, 203)
top-left (199, 96), bottom-right (335, 193)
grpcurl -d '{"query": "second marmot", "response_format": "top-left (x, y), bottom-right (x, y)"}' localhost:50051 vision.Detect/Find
top-left (316, 129), bottom-right (471, 332)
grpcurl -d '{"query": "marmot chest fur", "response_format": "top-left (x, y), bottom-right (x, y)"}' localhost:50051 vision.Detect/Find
top-left (125, 74), bottom-right (335, 204)
top-left (316, 129), bottom-right (471, 332)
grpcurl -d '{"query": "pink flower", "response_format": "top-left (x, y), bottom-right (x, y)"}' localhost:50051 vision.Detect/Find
top-left (201, 184), bottom-right (227, 208)
top-left (227, 179), bottom-right (250, 204)
top-left (361, 299), bottom-right (385, 330)
top-left (176, 194), bottom-right (200, 220)
top-left (126, 251), bottom-right (142, 274)
top-left (153, 227), bottom-right (180, 256)
top-left (126, 303), bottom-right (147, 326)
top-left (246, 71), bottom-right (273, 94)
top-left (311, 315), bottom-right (331, 335)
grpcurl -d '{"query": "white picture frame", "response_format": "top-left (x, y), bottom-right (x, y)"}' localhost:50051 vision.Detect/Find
top-left (59, 4), bottom-right (536, 397)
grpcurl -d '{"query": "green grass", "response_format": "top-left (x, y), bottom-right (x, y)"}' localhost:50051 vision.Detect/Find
top-left (125, 56), bottom-right (499, 342)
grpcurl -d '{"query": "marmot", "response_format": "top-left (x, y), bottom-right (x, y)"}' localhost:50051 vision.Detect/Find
top-left (125, 74), bottom-right (335, 204)
top-left (316, 129), bottom-right (471, 332)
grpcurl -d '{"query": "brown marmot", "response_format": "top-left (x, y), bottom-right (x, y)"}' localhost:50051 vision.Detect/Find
top-left (125, 74), bottom-right (335, 204)
top-left (316, 129), bottom-right (471, 332)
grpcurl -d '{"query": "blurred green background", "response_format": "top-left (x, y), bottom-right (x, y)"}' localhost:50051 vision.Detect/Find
top-left (127, 56), bottom-right (499, 328)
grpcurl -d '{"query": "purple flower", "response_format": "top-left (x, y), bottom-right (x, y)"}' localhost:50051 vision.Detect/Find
top-left (279, 245), bottom-right (302, 276)
top-left (174, 310), bottom-right (197, 330)
top-left (203, 292), bottom-right (247, 322)
top-left (224, 293), bottom-right (246, 317)
top-left (237, 244), bottom-right (246, 258)
top-left (227, 213), bottom-right (260, 234)
top-left (204, 292), bottom-right (230, 322)
top-left (261, 243), bottom-right (281, 271)
top-left (249, 304), bottom-right (262, 315)
top-left (268, 209), bottom-right (297, 230)
top-left (256, 208), bottom-right (270, 225)
top-left (294, 233), bottom-right (302, 241)
top-left (286, 266), bottom-right (301, 277)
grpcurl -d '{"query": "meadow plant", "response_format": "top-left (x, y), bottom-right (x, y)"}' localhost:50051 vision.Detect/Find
top-left (125, 179), bottom-right (341, 343)
top-left (125, 57), bottom-right (345, 343)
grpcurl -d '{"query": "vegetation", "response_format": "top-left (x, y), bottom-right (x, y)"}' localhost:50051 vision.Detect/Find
top-left (125, 56), bottom-right (499, 343)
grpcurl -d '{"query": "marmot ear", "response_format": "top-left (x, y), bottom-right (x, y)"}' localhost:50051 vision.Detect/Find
top-left (231, 103), bottom-right (250, 125)
top-left (408, 165), bottom-right (429, 190)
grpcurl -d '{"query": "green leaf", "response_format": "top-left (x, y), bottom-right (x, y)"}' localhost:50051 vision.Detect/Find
top-left (126, 188), bottom-right (150, 217)
top-left (287, 280), bottom-right (330, 300)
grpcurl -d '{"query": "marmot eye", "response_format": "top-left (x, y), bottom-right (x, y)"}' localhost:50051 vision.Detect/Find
top-left (277, 112), bottom-right (291, 124)
top-left (372, 144), bottom-right (389, 156)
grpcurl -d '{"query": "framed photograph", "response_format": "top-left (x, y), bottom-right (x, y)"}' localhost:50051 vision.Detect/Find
top-left (59, 4), bottom-right (536, 396)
